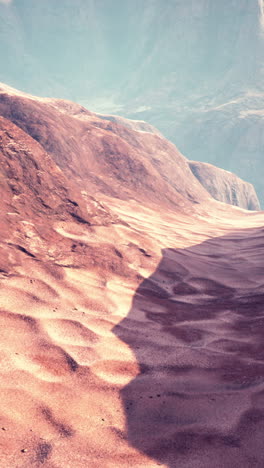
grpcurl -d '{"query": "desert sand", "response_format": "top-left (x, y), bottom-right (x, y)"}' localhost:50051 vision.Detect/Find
top-left (0, 196), bottom-right (264, 468)
top-left (0, 84), bottom-right (264, 467)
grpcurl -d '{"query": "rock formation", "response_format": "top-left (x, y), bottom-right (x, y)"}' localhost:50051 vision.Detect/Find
top-left (0, 115), bottom-right (122, 273)
top-left (0, 83), bottom-right (210, 212)
top-left (189, 161), bottom-right (261, 211)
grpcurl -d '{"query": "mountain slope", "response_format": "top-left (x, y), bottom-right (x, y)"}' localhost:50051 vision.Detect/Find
top-left (0, 83), bottom-right (211, 211)
top-left (0, 115), bottom-right (122, 274)
top-left (189, 160), bottom-right (260, 211)
top-left (0, 83), bottom-right (261, 213)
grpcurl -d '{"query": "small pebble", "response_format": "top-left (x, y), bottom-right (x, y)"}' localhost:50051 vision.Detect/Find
top-left (21, 449), bottom-right (28, 453)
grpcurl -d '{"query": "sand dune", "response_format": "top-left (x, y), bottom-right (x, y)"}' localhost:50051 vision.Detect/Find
top-left (0, 198), bottom-right (264, 467)
top-left (1, 85), bottom-right (264, 467)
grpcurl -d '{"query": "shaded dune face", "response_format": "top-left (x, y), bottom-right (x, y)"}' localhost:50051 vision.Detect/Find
top-left (113, 226), bottom-right (264, 468)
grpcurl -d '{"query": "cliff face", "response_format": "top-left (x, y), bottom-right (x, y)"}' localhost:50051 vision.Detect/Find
top-left (0, 115), bottom-right (89, 226)
top-left (189, 161), bottom-right (261, 211)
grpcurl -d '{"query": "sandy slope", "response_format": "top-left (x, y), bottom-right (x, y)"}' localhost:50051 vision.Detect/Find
top-left (1, 84), bottom-right (264, 467)
top-left (0, 196), bottom-right (263, 468)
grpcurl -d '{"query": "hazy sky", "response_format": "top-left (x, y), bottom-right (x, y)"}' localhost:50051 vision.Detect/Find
top-left (1, 0), bottom-right (263, 204)
top-left (1, 0), bottom-right (263, 113)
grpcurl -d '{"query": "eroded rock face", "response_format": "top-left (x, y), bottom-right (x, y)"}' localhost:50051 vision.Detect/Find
top-left (0, 115), bottom-right (89, 224)
top-left (0, 115), bottom-right (123, 272)
top-left (189, 161), bottom-right (261, 211)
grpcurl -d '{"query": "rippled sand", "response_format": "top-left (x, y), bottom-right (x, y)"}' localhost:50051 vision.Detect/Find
top-left (0, 200), bottom-right (264, 467)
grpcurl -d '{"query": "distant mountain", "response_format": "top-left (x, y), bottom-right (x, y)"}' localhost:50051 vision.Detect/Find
top-left (189, 161), bottom-right (260, 211)
top-left (1, 1), bottom-right (263, 205)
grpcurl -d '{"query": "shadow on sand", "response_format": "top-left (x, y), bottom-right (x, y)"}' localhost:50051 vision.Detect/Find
top-left (113, 227), bottom-right (264, 468)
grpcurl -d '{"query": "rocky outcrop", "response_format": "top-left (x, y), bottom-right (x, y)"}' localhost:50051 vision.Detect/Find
top-left (0, 115), bottom-right (122, 272)
top-left (0, 115), bottom-right (89, 225)
top-left (189, 161), bottom-right (261, 211)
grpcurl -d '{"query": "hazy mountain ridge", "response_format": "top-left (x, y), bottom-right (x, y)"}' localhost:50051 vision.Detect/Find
top-left (1, 0), bottom-right (263, 203)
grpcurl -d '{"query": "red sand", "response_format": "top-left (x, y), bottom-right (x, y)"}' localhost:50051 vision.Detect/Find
top-left (1, 197), bottom-right (263, 468)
